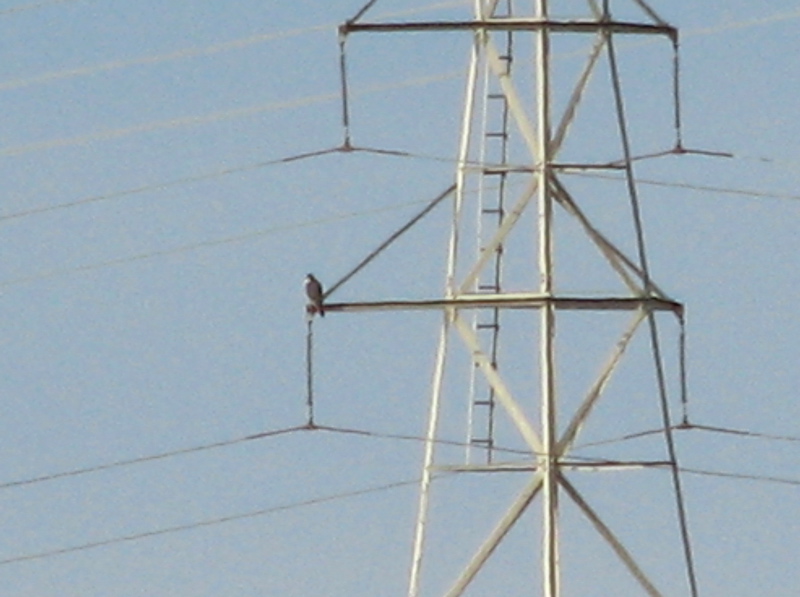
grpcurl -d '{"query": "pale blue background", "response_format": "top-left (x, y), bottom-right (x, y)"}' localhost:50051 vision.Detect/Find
top-left (0, 1), bottom-right (798, 595)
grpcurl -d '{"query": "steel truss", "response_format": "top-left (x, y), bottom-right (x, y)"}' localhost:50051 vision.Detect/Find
top-left (335, 1), bottom-right (698, 596)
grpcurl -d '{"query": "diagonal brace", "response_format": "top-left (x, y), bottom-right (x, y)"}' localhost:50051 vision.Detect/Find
top-left (482, 33), bottom-right (539, 162)
top-left (445, 472), bottom-right (544, 597)
top-left (550, 175), bottom-right (664, 296)
top-left (453, 315), bottom-right (543, 454)
top-left (459, 175), bottom-right (539, 294)
top-left (557, 309), bottom-right (647, 454)
top-left (560, 473), bottom-right (664, 597)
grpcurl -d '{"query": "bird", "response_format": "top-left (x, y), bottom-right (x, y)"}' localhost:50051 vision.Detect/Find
top-left (304, 273), bottom-right (325, 317)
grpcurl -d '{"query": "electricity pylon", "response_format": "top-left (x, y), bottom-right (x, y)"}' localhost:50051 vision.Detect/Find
top-left (336, 1), bottom-right (699, 595)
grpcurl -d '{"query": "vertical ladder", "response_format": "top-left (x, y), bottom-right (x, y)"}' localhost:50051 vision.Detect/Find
top-left (467, 0), bottom-right (514, 464)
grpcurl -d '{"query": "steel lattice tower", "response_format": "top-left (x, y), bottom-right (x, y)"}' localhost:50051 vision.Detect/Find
top-left (335, 1), bottom-right (698, 595)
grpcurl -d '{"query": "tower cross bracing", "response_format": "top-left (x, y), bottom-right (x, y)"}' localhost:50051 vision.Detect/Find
top-left (333, 1), bottom-right (698, 595)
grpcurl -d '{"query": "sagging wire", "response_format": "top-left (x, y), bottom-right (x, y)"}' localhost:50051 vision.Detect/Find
top-left (0, 475), bottom-right (429, 567)
top-left (0, 145), bottom-right (345, 224)
top-left (680, 423), bottom-right (800, 443)
top-left (576, 421), bottom-right (800, 451)
top-left (681, 467), bottom-right (800, 487)
top-left (0, 0), bottom-right (74, 17)
top-left (0, 426), bottom-right (307, 491)
top-left (3, 417), bottom-right (797, 569)
top-left (0, 419), bottom-right (526, 494)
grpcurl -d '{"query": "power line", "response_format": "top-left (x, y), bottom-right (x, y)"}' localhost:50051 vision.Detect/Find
top-left (680, 422), bottom-right (800, 443)
top-left (0, 71), bottom-right (460, 158)
top-left (4, 143), bottom-right (797, 229)
top-left (0, 1), bottom-right (465, 93)
top-left (8, 139), bottom-right (797, 232)
top-left (0, 0), bottom-right (76, 17)
top-left (0, 195), bottom-right (434, 290)
top-left (3, 418), bottom-right (793, 497)
top-left (566, 170), bottom-right (800, 203)
top-left (2, 167), bottom-right (796, 290)
top-left (576, 421), bottom-right (800, 450)
top-left (4, 6), bottom-right (799, 159)
top-left (0, 466), bottom-right (792, 568)
top-left (0, 421), bottom-right (521, 494)
top-left (0, 7), bottom-right (797, 160)
top-left (0, 426), bottom-right (305, 491)
top-left (0, 144), bottom-right (425, 224)
top-left (0, 418), bottom-right (794, 568)
top-left (683, 7), bottom-right (800, 38)
top-left (0, 145), bottom-right (345, 223)
top-left (0, 24), bottom-right (330, 93)
top-left (681, 467), bottom-right (800, 487)
top-left (0, 475), bottom-right (426, 567)
top-left (0, 92), bottom-right (340, 158)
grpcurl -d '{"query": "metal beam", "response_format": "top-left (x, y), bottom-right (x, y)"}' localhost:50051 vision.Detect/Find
top-left (324, 294), bottom-right (683, 314)
top-left (407, 318), bottom-right (451, 597)
top-left (434, 460), bottom-right (673, 473)
top-left (453, 316), bottom-right (544, 454)
top-left (483, 34), bottom-right (539, 161)
top-left (560, 474), bottom-right (664, 597)
top-left (444, 473), bottom-right (544, 597)
top-left (458, 176), bottom-right (538, 294)
top-left (341, 19), bottom-right (677, 40)
top-left (556, 310), bottom-right (647, 454)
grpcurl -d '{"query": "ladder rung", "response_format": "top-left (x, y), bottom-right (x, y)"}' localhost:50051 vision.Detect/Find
top-left (478, 285), bottom-right (499, 292)
top-left (485, 132), bottom-right (508, 139)
top-left (487, 93), bottom-right (506, 100)
top-left (481, 207), bottom-right (503, 214)
top-left (471, 438), bottom-right (494, 447)
top-left (473, 400), bottom-right (494, 406)
top-left (476, 322), bottom-right (499, 330)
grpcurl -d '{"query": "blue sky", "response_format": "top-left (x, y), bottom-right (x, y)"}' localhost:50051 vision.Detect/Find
top-left (0, 1), bottom-right (799, 595)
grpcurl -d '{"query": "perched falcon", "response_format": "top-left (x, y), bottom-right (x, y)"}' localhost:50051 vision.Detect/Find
top-left (304, 273), bottom-right (325, 317)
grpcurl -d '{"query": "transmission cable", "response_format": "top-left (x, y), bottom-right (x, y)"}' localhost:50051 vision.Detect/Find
top-left (0, 24), bottom-right (330, 93)
top-left (0, 1), bottom-right (465, 93)
top-left (680, 467), bottom-right (800, 487)
top-left (0, 196), bottom-right (433, 290)
top-left (1, 431), bottom-right (793, 568)
top-left (0, 475), bottom-right (428, 567)
top-left (9, 142), bottom-right (795, 229)
top-left (0, 145), bottom-right (344, 223)
top-left (0, 70), bottom-right (460, 158)
top-left (0, 0), bottom-right (75, 16)
top-left (0, 416), bottom-right (531, 494)
top-left (566, 170), bottom-right (800, 203)
top-left (0, 426), bottom-right (306, 491)
top-left (1, 8), bottom-right (797, 157)
top-left (576, 421), bottom-right (800, 450)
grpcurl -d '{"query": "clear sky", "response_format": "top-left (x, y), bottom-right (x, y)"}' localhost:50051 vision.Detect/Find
top-left (0, 1), bottom-right (799, 596)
